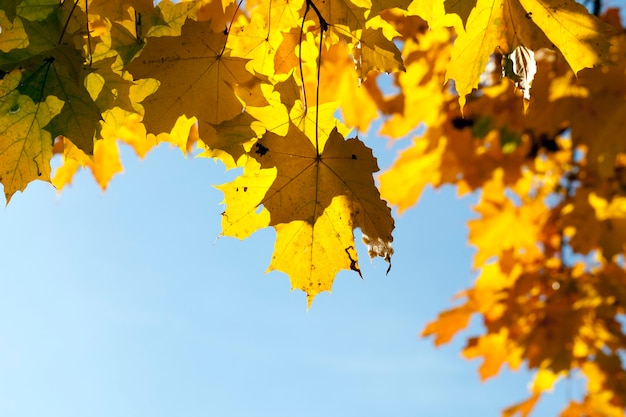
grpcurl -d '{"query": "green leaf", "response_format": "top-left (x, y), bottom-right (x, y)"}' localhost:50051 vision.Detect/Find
top-left (17, 49), bottom-right (101, 155)
top-left (16, 0), bottom-right (58, 22)
top-left (0, 69), bottom-right (64, 202)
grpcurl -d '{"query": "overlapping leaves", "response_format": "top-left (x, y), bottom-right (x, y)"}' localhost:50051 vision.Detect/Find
top-left (1, 0), bottom-right (624, 415)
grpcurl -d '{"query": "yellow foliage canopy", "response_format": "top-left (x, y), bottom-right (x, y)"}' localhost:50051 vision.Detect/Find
top-left (1, 0), bottom-right (626, 415)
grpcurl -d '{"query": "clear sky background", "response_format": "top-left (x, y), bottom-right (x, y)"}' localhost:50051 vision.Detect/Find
top-left (0, 118), bottom-right (585, 417)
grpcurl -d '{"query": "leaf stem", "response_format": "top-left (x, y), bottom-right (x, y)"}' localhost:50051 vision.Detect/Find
top-left (315, 25), bottom-right (324, 157)
top-left (220, 0), bottom-right (245, 56)
top-left (300, 0), bottom-right (328, 157)
top-left (58, 0), bottom-right (80, 45)
top-left (86, 0), bottom-right (92, 66)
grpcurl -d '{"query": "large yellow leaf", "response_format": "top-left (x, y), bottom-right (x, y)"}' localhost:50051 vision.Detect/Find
top-left (270, 196), bottom-right (361, 306)
top-left (0, 70), bottom-right (63, 202)
top-left (517, 0), bottom-right (611, 74)
top-left (219, 123), bottom-right (394, 303)
top-left (126, 19), bottom-right (262, 136)
top-left (252, 124), bottom-right (392, 237)
top-left (446, 0), bottom-right (510, 106)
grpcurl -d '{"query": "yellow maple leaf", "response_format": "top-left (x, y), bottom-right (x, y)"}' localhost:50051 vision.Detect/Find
top-left (199, 112), bottom-right (264, 169)
top-left (352, 27), bottom-right (405, 80)
top-left (125, 19), bottom-right (262, 136)
top-left (299, 41), bottom-right (379, 131)
top-left (228, 16), bottom-right (281, 76)
top-left (87, 0), bottom-right (155, 24)
top-left (196, 0), bottom-right (242, 32)
top-left (0, 70), bottom-right (63, 203)
top-left (378, 24), bottom-right (453, 138)
top-left (446, 0), bottom-right (609, 107)
top-left (219, 123), bottom-right (394, 303)
top-left (469, 189), bottom-right (547, 268)
top-left (312, 0), bottom-right (368, 35)
top-left (472, 261), bottom-right (519, 321)
top-left (245, 0), bottom-right (305, 33)
top-left (421, 301), bottom-right (474, 345)
top-left (98, 107), bottom-right (156, 158)
top-left (463, 328), bottom-right (522, 379)
top-left (379, 133), bottom-right (446, 212)
top-left (518, 0), bottom-right (611, 73)
top-left (52, 136), bottom-right (124, 191)
top-left (270, 196), bottom-right (360, 306)
top-left (215, 156), bottom-right (274, 239)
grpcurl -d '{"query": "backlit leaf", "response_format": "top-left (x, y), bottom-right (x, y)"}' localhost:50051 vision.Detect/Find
top-left (0, 70), bottom-right (63, 202)
top-left (126, 19), bottom-right (262, 136)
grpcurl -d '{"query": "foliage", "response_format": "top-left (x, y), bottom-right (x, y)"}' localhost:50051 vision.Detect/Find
top-left (1, 0), bottom-right (626, 414)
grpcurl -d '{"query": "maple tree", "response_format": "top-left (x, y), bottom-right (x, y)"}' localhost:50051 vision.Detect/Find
top-left (1, 0), bottom-right (626, 414)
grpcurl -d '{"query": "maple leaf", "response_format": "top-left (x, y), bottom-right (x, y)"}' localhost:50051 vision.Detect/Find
top-left (0, 11), bottom-right (28, 53)
top-left (199, 111), bottom-right (263, 168)
top-left (4, 2), bottom-right (626, 414)
top-left (421, 301), bottom-right (474, 345)
top-left (228, 16), bottom-right (283, 76)
top-left (269, 197), bottom-right (362, 306)
top-left (463, 329), bottom-right (523, 380)
top-left (14, 49), bottom-right (102, 155)
top-left (248, 0), bottom-right (305, 32)
top-left (219, 123), bottom-right (394, 303)
top-left (377, 24), bottom-right (453, 137)
top-left (0, 0), bottom-right (101, 155)
top-left (87, 57), bottom-right (138, 114)
top-left (125, 18), bottom-right (262, 136)
top-left (379, 132), bottom-right (446, 212)
top-left (273, 27), bottom-right (305, 75)
top-left (313, 0), bottom-right (368, 34)
top-left (588, 193), bottom-right (626, 259)
top-left (518, 0), bottom-right (612, 73)
top-left (52, 135), bottom-right (124, 191)
top-left (446, 0), bottom-right (610, 107)
top-left (15, 0), bottom-right (58, 22)
top-left (353, 27), bottom-right (405, 79)
top-left (86, 0), bottom-right (155, 23)
top-left (0, 70), bottom-right (63, 202)
top-left (469, 195), bottom-right (547, 268)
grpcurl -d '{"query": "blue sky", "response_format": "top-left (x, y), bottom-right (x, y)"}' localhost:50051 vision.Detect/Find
top-left (0, 125), bottom-right (581, 417)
